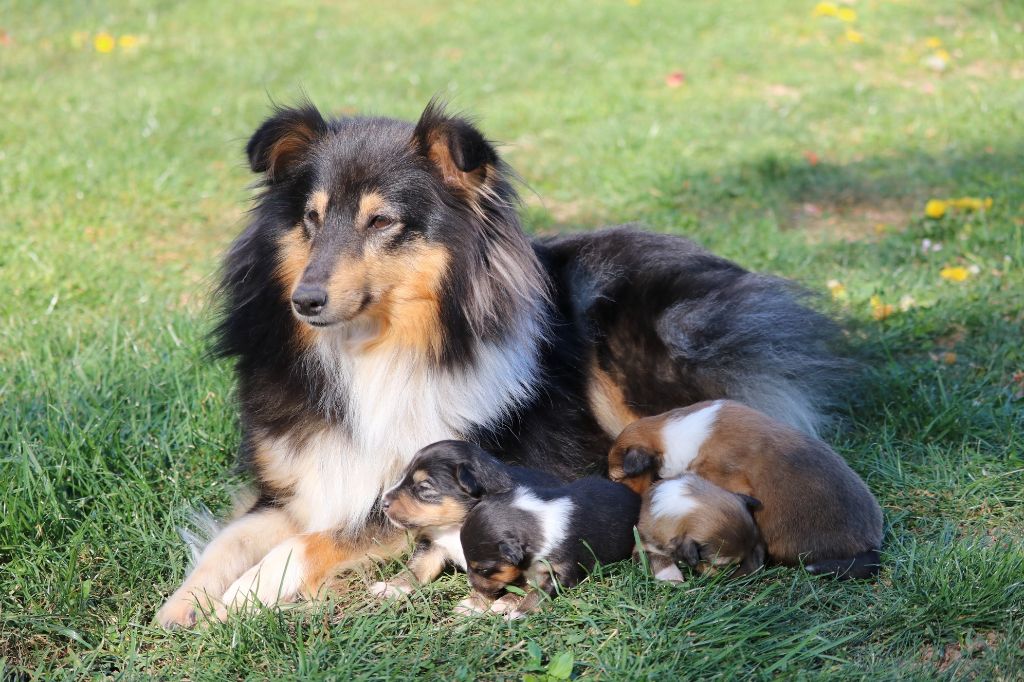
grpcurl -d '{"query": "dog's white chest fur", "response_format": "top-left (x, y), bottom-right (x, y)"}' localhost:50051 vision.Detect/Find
top-left (276, 325), bottom-right (540, 534)
top-left (428, 527), bottom-right (466, 569)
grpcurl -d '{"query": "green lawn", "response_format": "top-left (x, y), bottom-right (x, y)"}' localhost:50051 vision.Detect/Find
top-left (2, 0), bottom-right (1023, 678)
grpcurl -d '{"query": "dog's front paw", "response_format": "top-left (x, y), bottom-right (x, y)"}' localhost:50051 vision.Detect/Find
top-left (155, 593), bottom-right (199, 629)
top-left (487, 593), bottom-right (522, 615)
top-left (654, 563), bottom-right (686, 583)
top-left (370, 580), bottom-right (413, 600)
top-left (453, 594), bottom-right (490, 617)
top-left (503, 609), bottom-right (528, 621)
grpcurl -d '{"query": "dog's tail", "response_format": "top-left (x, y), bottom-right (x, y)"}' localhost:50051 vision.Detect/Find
top-left (804, 549), bottom-right (881, 579)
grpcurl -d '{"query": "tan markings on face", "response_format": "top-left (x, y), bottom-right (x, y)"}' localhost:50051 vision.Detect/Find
top-left (275, 226), bottom-right (317, 349)
top-left (607, 413), bottom-right (669, 493)
top-left (587, 360), bottom-right (640, 437)
top-left (387, 491), bottom-right (468, 528)
top-left (490, 563), bottom-right (523, 585)
top-left (412, 470), bottom-right (429, 484)
top-left (360, 243), bottom-right (450, 357)
top-left (308, 189), bottom-right (329, 219)
top-left (356, 191), bottom-right (386, 228)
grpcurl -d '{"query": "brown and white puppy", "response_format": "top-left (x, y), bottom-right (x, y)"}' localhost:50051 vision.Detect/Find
top-left (610, 400), bottom-right (883, 578)
top-left (372, 440), bottom-right (561, 599)
top-left (460, 477), bottom-right (640, 619)
top-left (637, 474), bottom-right (765, 582)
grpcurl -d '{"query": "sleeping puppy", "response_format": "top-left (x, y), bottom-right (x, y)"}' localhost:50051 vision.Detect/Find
top-left (638, 474), bottom-right (765, 582)
top-left (373, 440), bottom-right (562, 599)
top-left (609, 400), bottom-right (883, 579)
top-left (460, 477), bottom-right (640, 619)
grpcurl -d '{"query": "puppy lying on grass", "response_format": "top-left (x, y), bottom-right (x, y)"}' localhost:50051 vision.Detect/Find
top-left (459, 477), bottom-right (640, 619)
top-left (611, 400), bottom-right (883, 579)
top-left (374, 440), bottom-right (561, 599)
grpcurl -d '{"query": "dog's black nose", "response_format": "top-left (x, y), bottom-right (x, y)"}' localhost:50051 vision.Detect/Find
top-left (292, 286), bottom-right (327, 317)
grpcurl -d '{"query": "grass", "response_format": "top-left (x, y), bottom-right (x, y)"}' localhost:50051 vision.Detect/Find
top-left (1, 0), bottom-right (1023, 678)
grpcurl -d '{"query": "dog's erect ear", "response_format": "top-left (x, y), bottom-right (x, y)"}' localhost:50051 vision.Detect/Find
top-left (455, 464), bottom-right (483, 498)
top-left (498, 538), bottom-right (525, 567)
top-left (736, 493), bottom-right (763, 513)
top-left (246, 103), bottom-right (328, 180)
top-left (671, 538), bottom-right (702, 567)
top-left (412, 98), bottom-right (497, 194)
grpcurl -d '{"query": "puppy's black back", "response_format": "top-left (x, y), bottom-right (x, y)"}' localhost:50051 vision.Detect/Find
top-left (553, 477), bottom-right (640, 571)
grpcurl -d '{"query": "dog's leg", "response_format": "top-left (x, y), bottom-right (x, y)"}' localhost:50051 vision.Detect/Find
top-left (371, 539), bottom-right (447, 600)
top-left (649, 553), bottom-right (685, 583)
top-left (155, 507), bottom-right (297, 628)
top-left (453, 590), bottom-right (494, 616)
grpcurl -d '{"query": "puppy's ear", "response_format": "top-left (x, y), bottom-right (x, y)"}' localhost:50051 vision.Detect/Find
top-left (498, 538), bottom-right (525, 567)
top-left (412, 98), bottom-right (497, 195)
top-left (621, 447), bottom-right (658, 478)
top-left (455, 464), bottom-right (483, 498)
top-left (736, 493), bottom-right (763, 513)
top-left (671, 538), bottom-right (701, 567)
top-left (246, 103), bottom-right (327, 180)
top-left (735, 543), bottom-right (766, 577)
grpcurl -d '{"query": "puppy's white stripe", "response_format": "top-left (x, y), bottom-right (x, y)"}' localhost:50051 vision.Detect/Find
top-left (659, 401), bottom-right (722, 478)
top-left (428, 526), bottom-right (467, 570)
top-left (512, 488), bottom-right (573, 558)
top-left (649, 477), bottom-right (700, 520)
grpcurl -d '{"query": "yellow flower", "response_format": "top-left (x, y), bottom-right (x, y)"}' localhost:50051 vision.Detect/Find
top-left (812, 2), bottom-right (839, 17)
top-left (94, 32), bottom-right (115, 53)
top-left (118, 34), bottom-right (140, 49)
top-left (870, 295), bottom-right (896, 321)
top-left (826, 279), bottom-right (847, 300)
top-left (939, 266), bottom-right (970, 282)
top-left (845, 28), bottom-right (864, 44)
top-left (626, 0), bottom-right (641, 5)
top-left (925, 36), bottom-right (943, 49)
top-left (925, 199), bottom-right (947, 219)
top-left (947, 197), bottom-right (993, 211)
top-left (933, 48), bottom-right (951, 62)
top-left (837, 7), bottom-right (857, 22)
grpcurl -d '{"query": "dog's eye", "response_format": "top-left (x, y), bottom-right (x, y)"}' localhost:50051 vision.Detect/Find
top-left (305, 209), bottom-right (320, 224)
top-left (370, 215), bottom-right (394, 230)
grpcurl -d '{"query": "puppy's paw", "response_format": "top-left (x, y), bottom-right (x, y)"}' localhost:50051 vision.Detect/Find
top-left (654, 563), bottom-right (686, 583)
top-left (503, 609), bottom-right (528, 621)
top-left (453, 595), bottom-right (490, 617)
top-left (487, 593), bottom-right (522, 615)
top-left (155, 594), bottom-right (199, 629)
top-left (370, 580), bottom-right (413, 601)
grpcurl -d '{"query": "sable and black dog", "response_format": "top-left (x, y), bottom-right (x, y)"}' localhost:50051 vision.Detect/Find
top-left (156, 98), bottom-right (847, 627)
top-left (372, 439), bottom-right (561, 599)
top-left (460, 477), bottom-right (641, 619)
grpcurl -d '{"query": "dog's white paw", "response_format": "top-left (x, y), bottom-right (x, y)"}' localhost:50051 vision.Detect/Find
top-left (155, 593), bottom-right (199, 629)
top-left (370, 580), bottom-right (413, 600)
top-left (654, 564), bottom-right (686, 583)
top-left (453, 596), bottom-right (490, 617)
top-left (487, 593), bottom-right (522, 615)
top-left (503, 609), bottom-right (528, 622)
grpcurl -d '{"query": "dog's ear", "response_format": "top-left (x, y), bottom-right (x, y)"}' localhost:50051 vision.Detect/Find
top-left (246, 103), bottom-right (328, 180)
top-left (498, 538), bottom-right (525, 567)
top-left (671, 538), bottom-right (702, 567)
top-left (455, 464), bottom-right (483, 498)
top-left (621, 447), bottom-right (658, 478)
top-left (736, 493), bottom-right (763, 513)
top-left (412, 98), bottom-right (497, 195)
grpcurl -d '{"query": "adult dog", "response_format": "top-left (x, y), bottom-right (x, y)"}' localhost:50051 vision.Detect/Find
top-left (156, 100), bottom-right (845, 627)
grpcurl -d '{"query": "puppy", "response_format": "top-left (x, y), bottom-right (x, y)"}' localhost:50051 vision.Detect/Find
top-left (373, 440), bottom-right (561, 598)
top-left (637, 474), bottom-right (765, 582)
top-left (460, 477), bottom-right (640, 618)
top-left (609, 400), bottom-right (883, 578)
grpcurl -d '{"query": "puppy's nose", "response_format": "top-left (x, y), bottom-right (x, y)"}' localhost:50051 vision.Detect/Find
top-left (292, 285), bottom-right (328, 317)
top-left (380, 497), bottom-right (391, 511)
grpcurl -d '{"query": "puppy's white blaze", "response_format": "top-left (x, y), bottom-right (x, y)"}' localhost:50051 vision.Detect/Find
top-left (288, 313), bottom-right (542, 534)
top-left (220, 537), bottom-right (306, 610)
top-left (649, 478), bottom-right (701, 521)
top-left (428, 527), bottom-right (466, 570)
top-left (512, 488), bottom-right (573, 559)
top-left (659, 401), bottom-right (722, 478)
top-left (654, 563), bottom-right (685, 582)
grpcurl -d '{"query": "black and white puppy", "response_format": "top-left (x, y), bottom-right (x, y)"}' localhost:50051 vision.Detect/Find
top-left (460, 477), bottom-right (640, 618)
top-left (373, 440), bottom-right (562, 599)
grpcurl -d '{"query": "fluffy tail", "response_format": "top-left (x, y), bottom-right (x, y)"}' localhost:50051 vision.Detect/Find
top-left (804, 549), bottom-right (881, 579)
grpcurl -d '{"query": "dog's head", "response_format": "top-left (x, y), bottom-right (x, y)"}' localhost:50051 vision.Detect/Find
top-left (381, 440), bottom-right (501, 530)
top-left (246, 99), bottom-right (547, 361)
top-left (640, 475), bottom-right (765, 577)
top-left (460, 497), bottom-right (532, 598)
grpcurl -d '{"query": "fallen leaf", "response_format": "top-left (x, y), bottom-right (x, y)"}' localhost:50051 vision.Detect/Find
top-left (870, 295), bottom-right (896, 321)
top-left (802, 150), bottom-right (820, 166)
top-left (665, 71), bottom-right (685, 88)
top-left (939, 266), bottom-right (970, 282)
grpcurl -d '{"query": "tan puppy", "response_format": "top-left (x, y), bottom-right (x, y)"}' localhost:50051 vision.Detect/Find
top-left (610, 400), bottom-right (883, 578)
top-left (638, 474), bottom-right (765, 581)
